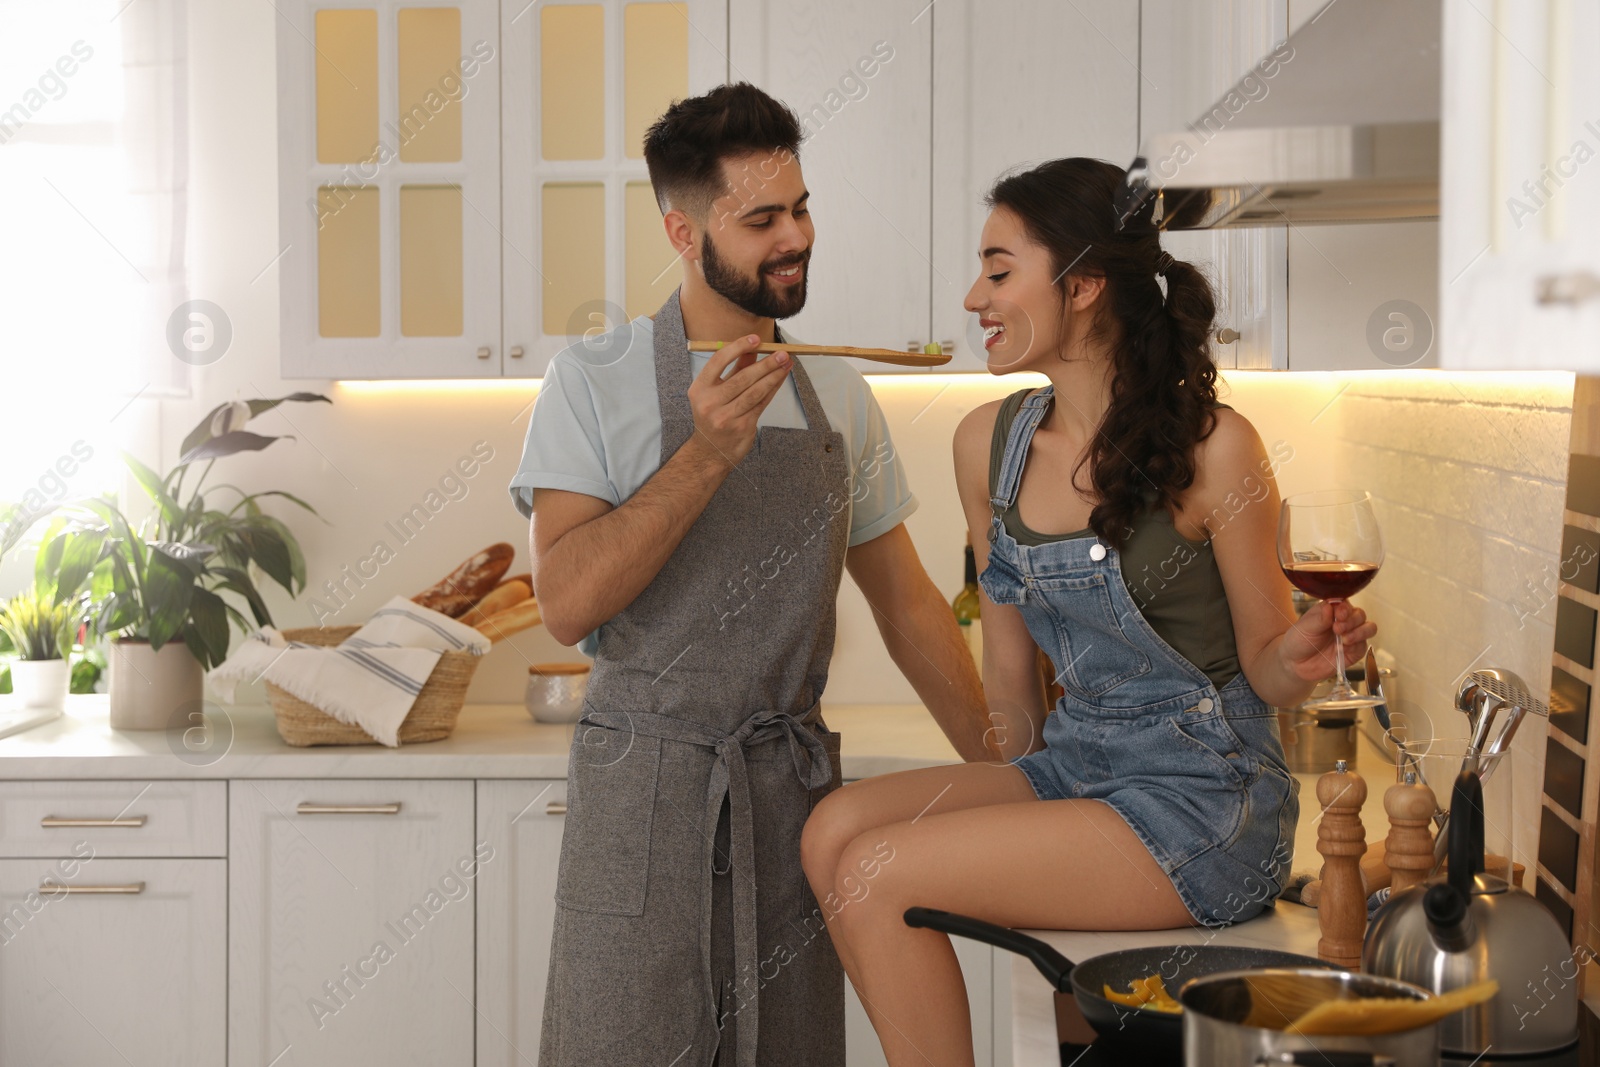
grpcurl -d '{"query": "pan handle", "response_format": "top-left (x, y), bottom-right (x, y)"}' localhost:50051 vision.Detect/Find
top-left (1257, 1055), bottom-right (1395, 1067)
top-left (903, 907), bottom-right (1075, 992)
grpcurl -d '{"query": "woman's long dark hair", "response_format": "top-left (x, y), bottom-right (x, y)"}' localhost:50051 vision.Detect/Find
top-left (986, 158), bottom-right (1219, 550)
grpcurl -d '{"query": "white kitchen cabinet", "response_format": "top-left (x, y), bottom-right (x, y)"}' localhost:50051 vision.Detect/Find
top-left (931, 0), bottom-right (1141, 372)
top-left (280, 0), bottom-right (724, 379)
top-left (277, 0), bottom-right (505, 379)
top-left (500, 0), bottom-right (729, 376)
top-left (229, 779), bottom-right (477, 1067)
top-left (1137, 0), bottom-right (1441, 371)
top-left (1139, 0), bottom-right (1288, 371)
top-left (729, 0), bottom-right (932, 361)
top-left (0, 857), bottom-right (227, 1067)
top-left (474, 778), bottom-right (567, 1067)
top-left (1440, 0), bottom-right (1600, 370)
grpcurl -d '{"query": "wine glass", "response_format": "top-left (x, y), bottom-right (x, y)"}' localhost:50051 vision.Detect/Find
top-left (1277, 490), bottom-right (1384, 711)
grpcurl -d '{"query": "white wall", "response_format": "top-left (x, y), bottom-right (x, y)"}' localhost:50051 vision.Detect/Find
top-left (1331, 372), bottom-right (1575, 878)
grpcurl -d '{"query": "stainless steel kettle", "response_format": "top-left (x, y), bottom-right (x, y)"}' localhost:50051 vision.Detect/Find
top-left (1363, 769), bottom-right (1579, 1056)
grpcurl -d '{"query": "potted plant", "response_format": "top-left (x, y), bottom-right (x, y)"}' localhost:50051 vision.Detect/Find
top-left (50, 393), bottom-right (328, 729)
top-left (0, 590), bottom-right (77, 709)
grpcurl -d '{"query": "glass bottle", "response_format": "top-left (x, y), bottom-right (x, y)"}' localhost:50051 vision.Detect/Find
top-left (952, 542), bottom-right (982, 672)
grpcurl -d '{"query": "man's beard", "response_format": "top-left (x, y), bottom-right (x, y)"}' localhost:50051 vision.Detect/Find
top-left (701, 231), bottom-right (809, 319)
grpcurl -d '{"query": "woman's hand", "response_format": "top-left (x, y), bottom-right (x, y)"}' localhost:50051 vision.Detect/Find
top-left (1277, 601), bottom-right (1378, 683)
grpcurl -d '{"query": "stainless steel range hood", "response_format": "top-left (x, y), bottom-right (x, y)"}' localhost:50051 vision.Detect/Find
top-left (1116, 0), bottom-right (1440, 230)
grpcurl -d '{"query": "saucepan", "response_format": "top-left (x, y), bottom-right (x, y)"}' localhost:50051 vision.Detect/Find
top-left (903, 907), bottom-right (1332, 1058)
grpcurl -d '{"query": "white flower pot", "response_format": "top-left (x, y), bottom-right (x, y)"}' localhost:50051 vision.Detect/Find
top-left (109, 639), bottom-right (203, 730)
top-left (10, 658), bottom-right (70, 710)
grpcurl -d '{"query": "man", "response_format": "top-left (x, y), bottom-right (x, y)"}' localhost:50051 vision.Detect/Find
top-left (508, 82), bottom-right (991, 1067)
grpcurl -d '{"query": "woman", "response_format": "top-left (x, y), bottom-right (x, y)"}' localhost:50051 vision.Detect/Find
top-left (799, 158), bottom-right (1376, 1064)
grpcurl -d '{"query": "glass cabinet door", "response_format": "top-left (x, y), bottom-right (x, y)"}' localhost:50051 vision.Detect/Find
top-left (279, 0), bottom-right (502, 378)
top-left (501, 0), bottom-right (728, 376)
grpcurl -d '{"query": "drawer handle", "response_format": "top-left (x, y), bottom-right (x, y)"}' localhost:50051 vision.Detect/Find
top-left (40, 882), bottom-right (146, 895)
top-left (546, 801), bottom-right (567, 815)
top-left (296, 802), bottom-right (402, 815)
top-left (1536, 271), bottom-right (1600, 305)
top-left (40, 816), bottom-right (148, 828)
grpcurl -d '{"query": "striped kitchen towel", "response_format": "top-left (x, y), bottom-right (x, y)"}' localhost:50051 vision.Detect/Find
top-left (208, 596), bottom-right (491, 747)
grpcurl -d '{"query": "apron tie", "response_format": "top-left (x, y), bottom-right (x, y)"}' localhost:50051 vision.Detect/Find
top-left (578, 708), bottom-right (832, 1067)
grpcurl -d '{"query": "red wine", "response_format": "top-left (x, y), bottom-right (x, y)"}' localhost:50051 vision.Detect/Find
top-left (1283, 561), bottom-right (1379, 600)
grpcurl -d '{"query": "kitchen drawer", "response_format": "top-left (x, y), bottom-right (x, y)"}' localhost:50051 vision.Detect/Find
top-left (0, 857), bottom-right (227, 1066)
top-left (0, 780), bottom-right (226, 858)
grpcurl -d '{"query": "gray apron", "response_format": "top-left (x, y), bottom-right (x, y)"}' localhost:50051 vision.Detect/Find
top-left (538, 289), bottom-right (852, 1067)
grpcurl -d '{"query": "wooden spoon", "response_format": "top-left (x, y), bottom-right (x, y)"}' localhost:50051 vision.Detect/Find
top-left (688, 341), bottom-right (951, 368)
top-left (1287, 979), bottom-right (1499, 1036)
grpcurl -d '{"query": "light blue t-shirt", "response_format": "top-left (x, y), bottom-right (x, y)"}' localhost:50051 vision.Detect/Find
top-left (509, 315), bottom-right (918, 654)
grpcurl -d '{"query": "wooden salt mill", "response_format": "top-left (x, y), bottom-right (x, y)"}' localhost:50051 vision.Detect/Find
top-left (1316, 759), bottom-right (1368, 968)
top-left (1382, 770), bottom-right (1437, 894)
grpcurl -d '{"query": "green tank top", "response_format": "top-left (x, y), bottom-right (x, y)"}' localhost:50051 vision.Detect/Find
top-left (988, 388), bottom-right (1241, 690)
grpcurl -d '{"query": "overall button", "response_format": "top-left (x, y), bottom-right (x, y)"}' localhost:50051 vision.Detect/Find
top-left (1196, 697), bottom-right (1214, 714)
top-left (1089, 543), bottom-right (1107, 561)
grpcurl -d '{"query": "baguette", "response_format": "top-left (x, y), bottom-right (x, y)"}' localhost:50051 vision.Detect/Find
top-left (460, 580), bottom-right (531, 628)
top-left (412, 543), bottom-right (515, 617)
top-left (474, 597), bottom-right (543, 642)
top-left (499, 572), bottom-right (531, 592)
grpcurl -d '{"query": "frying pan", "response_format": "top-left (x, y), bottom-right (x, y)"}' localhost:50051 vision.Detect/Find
top-left (904, 907), bottom-right (1334, 1057)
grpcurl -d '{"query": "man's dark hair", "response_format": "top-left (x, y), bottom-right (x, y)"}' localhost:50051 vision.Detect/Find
top-left (642, 82), bottom-right (803, 220)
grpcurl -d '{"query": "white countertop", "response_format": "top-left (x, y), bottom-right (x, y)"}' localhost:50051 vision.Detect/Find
top-left (0, 695), bottom-right (962, 779)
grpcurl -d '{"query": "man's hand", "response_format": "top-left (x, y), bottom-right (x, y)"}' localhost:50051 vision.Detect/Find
top-left (686, 335), bottom-right (792, 468)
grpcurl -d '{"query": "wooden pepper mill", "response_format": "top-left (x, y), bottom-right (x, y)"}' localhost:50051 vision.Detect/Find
top-left (1316, 759), bottom-right (1368, 968)
top-left (1382, 770), bottom-right (1438, 894)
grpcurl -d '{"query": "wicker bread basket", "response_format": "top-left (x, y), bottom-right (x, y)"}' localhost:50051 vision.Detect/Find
top-left (267, 625), bottom-right (480, 747)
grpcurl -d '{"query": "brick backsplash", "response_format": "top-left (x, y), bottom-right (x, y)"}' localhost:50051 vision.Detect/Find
top-left (1330, 373), bottom-right (1575, 876)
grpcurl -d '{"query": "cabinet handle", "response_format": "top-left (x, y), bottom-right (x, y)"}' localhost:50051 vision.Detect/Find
top-left (296, 803), bottom-right (402, 815)
top-left (906, 340), bottom-right (922, 352)
top-left (938, 339), bottom-right (955, 355)
top-left (40, 815), bottom-right (147, 828)
top-left (545, 801), bottom-right (567, 815)
top-left (476, 346), bottom-right (492, 360)
top-left (1215, 328), bottom-right (1241, 345)
top-left (1536, 271), bottom-right (1600, 306)
top-left (509, 345), bottom-right (525, 359)
top-left (40, 882), bottom-right (145, 895)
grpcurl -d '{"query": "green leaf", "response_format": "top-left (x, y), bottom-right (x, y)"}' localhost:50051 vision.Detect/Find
top-left (122, 451), bottom-right (184, 532)
top-left (149, 541), bottom-right (216, 574)
top-left (53, 527), bottom-right (109, 606)
top-left (248, 392), bottom-right (330, 417)
top-left (69, 656), bottom-right (102, 695)
top-left (78, 499), bottom-right (145, 574)
top-left (234, 522), bottom-right (294, 593)
top-left (252, 514), bottom-right (306, 591)
top-left (210, 566), bottom-right (272, 626)
top-left (178, 393), bottom-right (329, 460)
top-left (143, 547), bottom-right (196, 650)
top-left (218, 487), bottom-right (324, 519)
top-left (97, 591), bottom-right (140, 635)
top-left (176, 430), bottom-right (289, 466)
top-left (186, 587), bottom-right (230, 669)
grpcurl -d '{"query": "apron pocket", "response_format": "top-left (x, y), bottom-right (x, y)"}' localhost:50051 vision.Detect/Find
top-left (555, 729), bottom-right (662, 916)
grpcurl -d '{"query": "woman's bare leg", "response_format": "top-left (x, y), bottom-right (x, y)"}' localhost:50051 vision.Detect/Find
top-left (801, 762), bottom-right (1037, 1000)
top-left (821, 789), bottom-right (1195, 1066)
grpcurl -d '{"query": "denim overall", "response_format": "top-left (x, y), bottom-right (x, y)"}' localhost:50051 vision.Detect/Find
top-left (980, 387), bottom-right (1299, 926)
